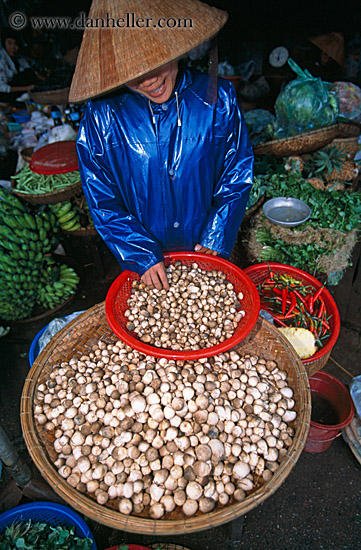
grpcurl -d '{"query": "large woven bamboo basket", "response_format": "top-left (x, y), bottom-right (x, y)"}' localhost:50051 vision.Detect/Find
top-left (11, 178), bottom-right (82, 205)
top-left (329, 136), bottom-right (360, 160)
top-left (21, 302), bottom-right (310, 535)
top-left (30, 87), bottom-right (70, 106)
top-left (253, 124), bottom-right (338, 158)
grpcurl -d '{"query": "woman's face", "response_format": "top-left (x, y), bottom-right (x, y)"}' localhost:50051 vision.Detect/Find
top-left (4, 38), bottom-right (19, 57)
top-left (127, 61), bottom-right (178, 104)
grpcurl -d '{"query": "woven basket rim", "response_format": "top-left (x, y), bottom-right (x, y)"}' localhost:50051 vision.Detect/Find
top-left (30, 87), bottom-right (70, 105)
top-left (21, 302), bottom-right (311, 535)
top-left (253, 124), bottom-right (338, 157)
top-left (11, 180), bottom-right (82, 205)
top-left (62, 225), bottom-right (97, 236)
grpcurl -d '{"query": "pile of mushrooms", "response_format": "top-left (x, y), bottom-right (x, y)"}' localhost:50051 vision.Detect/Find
top-left (125, 262), bottom-right (245, 350)
top-left (34, 338), bottom-right (297, 519)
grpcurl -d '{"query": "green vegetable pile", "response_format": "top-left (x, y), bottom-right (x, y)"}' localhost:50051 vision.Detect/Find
top-left (261, 172), bottom-right (361, 232)
top-left (0, 187), bottom-right (80, 321)
top-left (0, 520), bottom-right (93, 550)
top-left (245, 159), bottom-right (361, 280)
top-left (12, 166), bottom-right (80, 195)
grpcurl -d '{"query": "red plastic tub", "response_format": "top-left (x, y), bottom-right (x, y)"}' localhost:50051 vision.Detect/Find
top-left (304, 371), bottom-right (355, 453)
top-left (106, 252), bottom-right (260, 360)
top-left (243, 262), bottom-right (340, 365)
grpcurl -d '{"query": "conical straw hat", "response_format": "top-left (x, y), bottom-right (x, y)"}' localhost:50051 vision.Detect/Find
top-left (309, 32), bottom-right (345, 67)
top-left (69, 0), bottom-right (228, 102)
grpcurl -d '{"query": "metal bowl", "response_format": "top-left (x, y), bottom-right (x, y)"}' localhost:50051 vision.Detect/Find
top-left (262, 197), bottom-right (311, 227)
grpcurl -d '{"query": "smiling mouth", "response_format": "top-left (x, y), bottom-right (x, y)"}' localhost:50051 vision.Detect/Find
top-left (146, 80), bottom-right (166, 97)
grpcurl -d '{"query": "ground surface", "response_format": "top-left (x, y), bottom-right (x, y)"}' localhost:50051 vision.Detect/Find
top-left (0, 234), bottom-right (360, 550)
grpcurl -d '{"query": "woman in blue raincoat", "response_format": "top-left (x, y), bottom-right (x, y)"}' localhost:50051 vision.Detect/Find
top-left (70, 0), bottom-right (253, 290)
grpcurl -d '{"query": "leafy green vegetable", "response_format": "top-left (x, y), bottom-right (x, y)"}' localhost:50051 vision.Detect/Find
top-left (262, 172), bottom-right (361, 232)
top-left (0, 521), bottom-right (93, 550)
top-left (254, 225), bottom-right (333, 273)
top-left (274, 59), bottom-right (338, 138)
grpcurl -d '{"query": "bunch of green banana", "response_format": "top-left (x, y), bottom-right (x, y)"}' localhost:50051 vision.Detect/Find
top-left (49, 201), bottom-right (82, 231)
top-left (36, 262), bottom-right (80, 310)
top-left (0, 188), bottom-right (58, 321)
top-left (0, 202), bottom-right (58, 261)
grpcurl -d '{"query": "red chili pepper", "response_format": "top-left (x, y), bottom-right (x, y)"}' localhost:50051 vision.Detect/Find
top-left (320, 317), bottom-right (330, 330)
top-left (281, 288), bottom-right (287, 315)
top-left (273, 317), bottom-right (287, 327)
top-left (271, 288), bottom-right (283, 296)
top-left (273, 311), bottom-right (298, 320)
top-left (317, 297), bottom-right (326, 318)
top-left (309, 285), bottom-right (325, 314)
top-left (285, 291), bottom-right (297, 317)
top-left (292, 289), bottom-right (308, 306)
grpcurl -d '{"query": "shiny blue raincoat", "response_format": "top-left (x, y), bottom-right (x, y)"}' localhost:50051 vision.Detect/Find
top-left (77, 67), bottom-right (254, 275)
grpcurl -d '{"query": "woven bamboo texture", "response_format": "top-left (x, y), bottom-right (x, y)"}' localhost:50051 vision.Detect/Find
top-left (305, 349), bottom-right (331, 377)
top-left (21, 302), bottom-right (310, 535)
top-left (329, 136), bottom-right (360, 159)
top-left (253, 124), bottom-right (338, 158)
top-left (30, 87), bottom-right (70, 105)
top-left (337, 121), bottom-right (361, 138)
top-left (11, 179), bottom-right (82, 205)
top-left (20, 147), bottom-right (34, 164)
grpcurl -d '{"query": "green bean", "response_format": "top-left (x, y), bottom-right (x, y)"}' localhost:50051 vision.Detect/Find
top-left (13, 166), bottom-right (80, 195)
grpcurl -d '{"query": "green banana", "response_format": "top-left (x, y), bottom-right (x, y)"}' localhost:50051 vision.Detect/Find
top-left (23, 213), bottom-right (36, 230)
top-left (0, 188), bottom-right (26, 211)
top-left (35, 215), bottom-right (43, 230)
top-left (58, 211), bottom-right (78, 225)
top-left (60, 218), bottom-right (79, 231)
top-left (57, 202), bottom-right (73, 216)
top-left (39, 227), bottom-right (47, 241)
top-left (2, 215), bottom-right (20, 230)
top-left (0, 225), bottom-right (22, 244)
top-left (15, 214), bottom-right (33, 230)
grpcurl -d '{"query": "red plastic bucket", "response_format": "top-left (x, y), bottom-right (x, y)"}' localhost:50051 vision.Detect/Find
top-left (304, 372), bottom-right (355, 453)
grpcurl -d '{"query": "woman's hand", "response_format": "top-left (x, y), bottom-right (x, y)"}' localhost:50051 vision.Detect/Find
top-left (141, 261), bottom-right (169, 290)
top-left (194, 244), bottom-right (220, 256)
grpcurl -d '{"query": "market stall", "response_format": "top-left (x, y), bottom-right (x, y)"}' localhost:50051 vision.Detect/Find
top-left (1, 1), bottom-right (360, 548)
top-left (235, 60), bottom-right (361, 289)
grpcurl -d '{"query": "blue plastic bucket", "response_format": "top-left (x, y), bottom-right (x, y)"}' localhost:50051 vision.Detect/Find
top-left (28, 324), bottom-right (48, 366)
top-left (12, 110), bottom-right (31, 123)
top-left (0, 502), bottom-right (97, 549)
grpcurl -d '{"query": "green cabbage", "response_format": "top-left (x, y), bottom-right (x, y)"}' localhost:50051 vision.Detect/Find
top-left (274, 59), bottom-right (338, 138)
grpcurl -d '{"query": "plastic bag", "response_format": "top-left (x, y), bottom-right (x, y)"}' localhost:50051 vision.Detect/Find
top-left (38, 310), bottom-right (84, 354)
top-left (218, 61), bottom-right (235, 76)
top-left (332, 81), bottom-right (361, 123)
top-left (244, 109), bottom-right (275, 145)
top-left (274, 59), bottom-right (339, 138)
top-left (48, 123), bottom-right (77, 144)
top-left (350, 375), bottom-right (361, 419)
